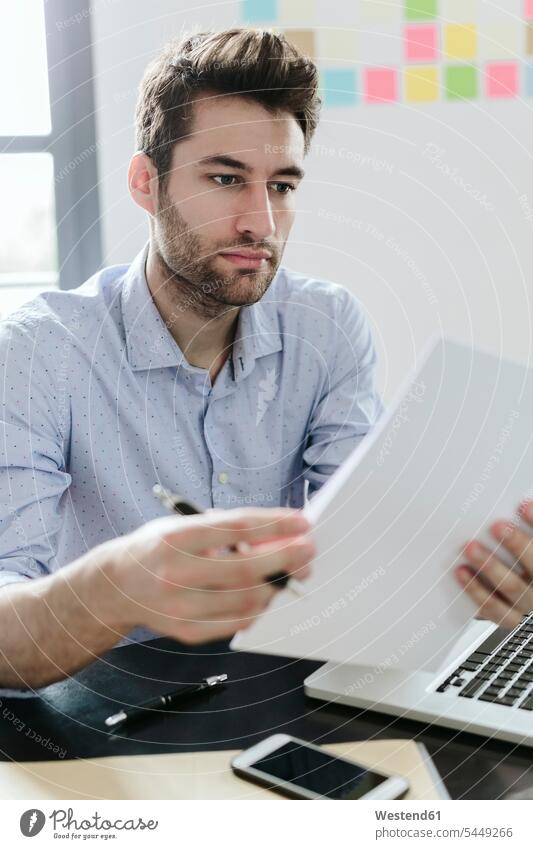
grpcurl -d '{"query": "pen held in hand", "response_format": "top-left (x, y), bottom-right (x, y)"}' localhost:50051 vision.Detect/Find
top-left (152, 484), bottom-right (307, 597)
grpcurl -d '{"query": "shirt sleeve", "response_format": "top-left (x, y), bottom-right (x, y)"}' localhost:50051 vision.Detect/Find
top-left (303, 288), bottom-right (385, 497)
top-left (0, 316), bottom-right (72, 697)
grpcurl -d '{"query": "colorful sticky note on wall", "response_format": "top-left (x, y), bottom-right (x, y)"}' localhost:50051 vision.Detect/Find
top-left (485, 62), bottom-right (519, 98)
top-left (320, 29), bottom-right (358, 62)
top-left (322, 69), bottom-right (358, 106)
top-left (361, 0), bottom-right (402, 22)
top-left (405, 24), bottom-right (439, 62)
top-left (526, 63), bottom-right (533, 95)
top-left (242, 0), bottom-right (277, 21)
top-left (405, 0), bottom-right (437, 21)
top-left (283, 29), bottom-right (316, 58)
top-left (280, 0), bottom-right (316, 21)
top-left (441, 0), bottom-right (478, 22)
top-left (364, 67), bottom-right (399, 103)
top-left (405, 66), bottom-right (439, 100)
top-left (527, 22), bottom-right (533, 55)
top-left (479, 23), bottom-right (520, 60)
top-left (526, 0), bottom-right (533, 19)
top-left (444, 24), bottom-right (477, 59)
top-left (445, 65), bottom-right (478, 99)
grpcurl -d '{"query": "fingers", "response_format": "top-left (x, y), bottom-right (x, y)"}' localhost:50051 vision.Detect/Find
top-left (168, 508), bottom-right (312, 554)
top-left (166, 614), bottom-right (262, 645)
top-left (175, 535), bottom-right (315, 590)
top-left (490, 520), bottom-right (533, 578)
top-left (163, 582), bottom-right (277, 620)
top-left (456, 566), bottom-right (523, 630)
top-left (518, 500), bottom-right (533, 528)
top-left (461, 541), bottom-right (533, 613)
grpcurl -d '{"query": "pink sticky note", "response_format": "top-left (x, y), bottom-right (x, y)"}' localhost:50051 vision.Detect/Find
top-left (364, 68), bottom-right (398, 103)
top-left (526, 0), bottom-right (533, 18)
top-left (486, 62), bottom-right (519, 98)
top-left (405, 24), bottom-right (438, 62)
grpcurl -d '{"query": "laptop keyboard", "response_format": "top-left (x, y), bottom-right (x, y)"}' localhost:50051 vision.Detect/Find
top-left (436, 612), bottom-right (533, 710)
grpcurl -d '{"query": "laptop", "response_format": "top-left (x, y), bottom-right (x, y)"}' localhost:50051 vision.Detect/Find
top-left (305, 614), bottom-right (533, 747)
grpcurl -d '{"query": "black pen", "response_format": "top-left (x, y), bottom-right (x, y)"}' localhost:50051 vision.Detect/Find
top-left (153, 484), bottom-right (306, 596)
top-left (104, 673), bottom-right (228, 731)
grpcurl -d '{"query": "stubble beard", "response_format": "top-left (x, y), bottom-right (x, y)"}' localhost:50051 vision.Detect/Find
top-left (153, 189), bottom-right (282, 320)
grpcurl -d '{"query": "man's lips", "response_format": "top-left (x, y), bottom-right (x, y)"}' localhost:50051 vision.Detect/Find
top-left (218, 250), bottom-right (272, 269)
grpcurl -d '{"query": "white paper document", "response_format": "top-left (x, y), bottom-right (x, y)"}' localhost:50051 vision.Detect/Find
top-left (231, 338), bottom-right (533, 672)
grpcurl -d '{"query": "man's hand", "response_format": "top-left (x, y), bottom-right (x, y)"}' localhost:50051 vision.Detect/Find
top-left (107, 507), bottom-right (315, 643)
top-left (455, 499), bottom-right (533, 629)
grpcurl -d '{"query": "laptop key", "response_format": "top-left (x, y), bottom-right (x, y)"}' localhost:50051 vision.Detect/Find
top-left (479, 691), bottom-right (506, 702)
top-left (519, 696), bottom-right (533, 711)
top-left (482, 664), bottom-right (504, 675)
top-left (491, 678), bottom-right (512, 689)
top-left (494, 695), bottom-right (518, 707)
top-left (507, 688), bottom-right (527, 700)
top-left (475, 629), bottom-right (509, 654)
top-left (466, 652), bottom-right (490, 663)
top-left (459, 678), bottom-right (487, 698)
top-left (460, 659), bottom-right (484, 672)
top-left (473, 671), bottom-right (494, 681)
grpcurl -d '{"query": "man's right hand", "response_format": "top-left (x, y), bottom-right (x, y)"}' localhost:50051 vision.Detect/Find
top-left (105, 508), bottom-right (315, 643)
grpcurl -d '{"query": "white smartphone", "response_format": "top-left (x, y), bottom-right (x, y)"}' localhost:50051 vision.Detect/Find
top-left (231, 734), bottom-right (409, 800)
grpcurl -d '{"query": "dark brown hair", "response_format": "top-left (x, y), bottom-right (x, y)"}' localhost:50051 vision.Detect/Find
top-left (135, 28), bottom-right (321, 185)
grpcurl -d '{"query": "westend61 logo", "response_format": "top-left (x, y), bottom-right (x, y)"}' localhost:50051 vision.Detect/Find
top-left (19, 807), bottom-right (159, 838)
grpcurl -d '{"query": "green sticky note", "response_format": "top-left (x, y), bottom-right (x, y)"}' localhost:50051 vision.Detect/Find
top-left (445, 65), bottom-right (478, 100)
top-left (405, 0), bottom-right (437, 21)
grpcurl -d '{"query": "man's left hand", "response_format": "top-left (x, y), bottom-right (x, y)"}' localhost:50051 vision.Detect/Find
top-left (456, 499), bottom-right (533, 629)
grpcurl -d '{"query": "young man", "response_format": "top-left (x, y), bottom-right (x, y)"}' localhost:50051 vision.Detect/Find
top-left (0, 29), bottom-right (381, 692)
top-left (0, 29), bottom-right (529, 694)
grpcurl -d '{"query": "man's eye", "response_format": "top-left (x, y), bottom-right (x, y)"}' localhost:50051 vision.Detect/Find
top-left (212, 175), bottom-right (239, 187)
top-left (270, 182), bottom-right (296, 194)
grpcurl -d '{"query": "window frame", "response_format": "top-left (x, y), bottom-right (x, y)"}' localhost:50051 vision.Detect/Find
top-left (0, 0), bottom-right (102, 292)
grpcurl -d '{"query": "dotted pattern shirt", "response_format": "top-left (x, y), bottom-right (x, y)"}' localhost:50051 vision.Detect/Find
top-left (0, 243), bottom-right (384, 693)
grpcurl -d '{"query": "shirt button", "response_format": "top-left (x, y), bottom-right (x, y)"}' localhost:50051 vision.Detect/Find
top-left (218, 472), bottom-right (229, 484)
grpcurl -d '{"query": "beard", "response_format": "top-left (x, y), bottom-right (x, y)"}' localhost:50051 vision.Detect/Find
top-left (152, 187), bottom-right (282, 317)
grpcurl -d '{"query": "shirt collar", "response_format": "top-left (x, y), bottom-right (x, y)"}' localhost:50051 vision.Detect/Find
top-left (121, 242), bottom-right (283, 375)
top-left (232, 294), bottom-right (283, 381)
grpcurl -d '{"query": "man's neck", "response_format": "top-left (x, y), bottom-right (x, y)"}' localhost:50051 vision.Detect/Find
top-left (145, 242), bottom-right (239, 383)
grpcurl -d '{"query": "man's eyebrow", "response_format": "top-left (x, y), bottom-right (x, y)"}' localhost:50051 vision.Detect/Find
top-left (196, 154), bottom-right (305, 180)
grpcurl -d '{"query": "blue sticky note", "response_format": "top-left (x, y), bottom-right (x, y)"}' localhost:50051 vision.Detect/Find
top-left (242, 0), bottom-right (277, 22)
top-left (322, 69), bottom-right (358, 107)
top-left (527, 64), bottom-right (533, 97)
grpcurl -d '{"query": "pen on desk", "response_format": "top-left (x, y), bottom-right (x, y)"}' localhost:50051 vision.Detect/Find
top-left (153, 484), bottom-right (307, 597)
top-left (104, 673), bottom-right (228, 731)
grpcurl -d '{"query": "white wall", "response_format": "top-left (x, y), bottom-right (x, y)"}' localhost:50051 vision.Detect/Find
top-left (91, 1), bottom-right (533, 402)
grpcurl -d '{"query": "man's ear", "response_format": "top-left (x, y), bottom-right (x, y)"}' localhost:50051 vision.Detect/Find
top-left (128, 152), bottom-right (159, 216)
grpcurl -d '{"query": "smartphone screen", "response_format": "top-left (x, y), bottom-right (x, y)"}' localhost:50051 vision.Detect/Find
top-left (251, 741), bottom-right (390, 800)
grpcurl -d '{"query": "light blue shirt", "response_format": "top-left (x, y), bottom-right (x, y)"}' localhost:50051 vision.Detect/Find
top-left (0, 243), bottom-right (383, 692)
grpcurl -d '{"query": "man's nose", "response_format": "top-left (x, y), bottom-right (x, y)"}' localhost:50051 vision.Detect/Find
top-left (234, 183), bottom-right (276, 241)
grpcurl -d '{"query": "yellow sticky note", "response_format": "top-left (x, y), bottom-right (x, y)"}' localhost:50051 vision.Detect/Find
top-left (405, 66), bottom-right (439, 101)
top-left (444, 24), bottom-right (477, 59)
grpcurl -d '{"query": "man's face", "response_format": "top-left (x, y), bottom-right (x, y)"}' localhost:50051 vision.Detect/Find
top-left (152, 93), bottom-right (305, 307)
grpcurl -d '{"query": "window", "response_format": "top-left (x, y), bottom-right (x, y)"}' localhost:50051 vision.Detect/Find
top-left (0, 0), bottom-right (101, 319)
